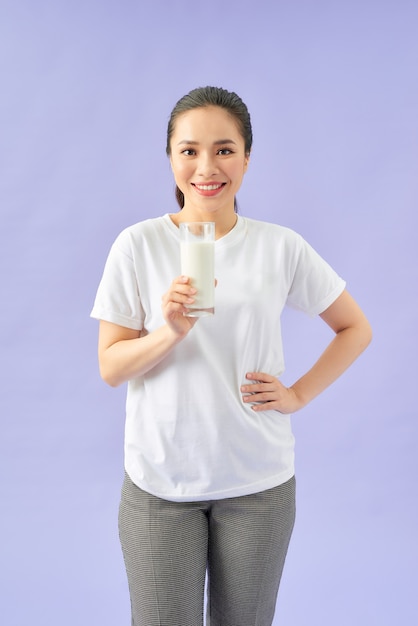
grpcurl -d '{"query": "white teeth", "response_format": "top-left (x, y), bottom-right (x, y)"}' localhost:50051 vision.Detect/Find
top-left (195, 184), bottom-right (223, 191)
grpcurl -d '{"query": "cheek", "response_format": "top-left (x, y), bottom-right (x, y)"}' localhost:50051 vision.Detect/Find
top-left (171, 159), bottom-right (191, 181)
top-left (229, 162), bottom-right (247, 183)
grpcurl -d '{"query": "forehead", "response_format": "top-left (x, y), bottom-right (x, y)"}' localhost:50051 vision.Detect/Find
top-left (172, 105), bottom-right (243, 141)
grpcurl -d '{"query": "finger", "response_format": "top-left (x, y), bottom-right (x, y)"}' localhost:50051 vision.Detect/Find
top-left (167, 296), bottom-right (192, 310)
top-left (240, 382), bottom-right (273, 394)
top-left (163, 293), bottom-right (195, 308)
top-left (242, 391), bottom-right (274, 403)
top-left (173, 276), bottom-right (197, 295)
top-left (250, 401), bottom-right (280, 412)
top-left (163, 280), bottom-right (196, 305)
top-left (245, 371), bottom-right (275, 383)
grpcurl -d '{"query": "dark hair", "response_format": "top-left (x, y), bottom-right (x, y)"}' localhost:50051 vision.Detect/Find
top-left (166, 86), bottom-right (253, 209)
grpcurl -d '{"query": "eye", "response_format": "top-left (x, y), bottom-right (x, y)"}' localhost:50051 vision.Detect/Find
top-left (181, 148), bottom-right (196, 156)
top-left (218, 148), bottom-right (233, 156)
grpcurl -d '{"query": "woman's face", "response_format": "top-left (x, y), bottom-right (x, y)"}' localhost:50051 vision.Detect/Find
top-left (169, 105), bottom-right (249, 217)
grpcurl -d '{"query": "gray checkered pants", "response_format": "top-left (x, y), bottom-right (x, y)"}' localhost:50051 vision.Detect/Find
top-left (119, 472), bottom-right (296, 626)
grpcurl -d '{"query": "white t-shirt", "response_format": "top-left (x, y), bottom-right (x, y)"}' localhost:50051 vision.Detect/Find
top-left (91, 214), bottom-right (346, 502)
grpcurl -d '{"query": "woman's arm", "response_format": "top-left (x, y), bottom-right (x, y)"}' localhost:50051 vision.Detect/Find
top-left (241, 290), bottom-right (372, 413)
top-left (98, 275), bottom-right (198, 387)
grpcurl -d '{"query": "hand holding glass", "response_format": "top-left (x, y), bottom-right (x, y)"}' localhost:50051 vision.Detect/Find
top-left (180, 222), bottom-right (215, 317)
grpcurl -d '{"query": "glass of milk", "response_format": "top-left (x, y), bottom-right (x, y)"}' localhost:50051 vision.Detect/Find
top-left (180, 222), bottom-right (215, 317)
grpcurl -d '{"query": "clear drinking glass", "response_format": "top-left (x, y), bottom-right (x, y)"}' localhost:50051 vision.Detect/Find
top-left (180, 222), bottom-right (215, 317)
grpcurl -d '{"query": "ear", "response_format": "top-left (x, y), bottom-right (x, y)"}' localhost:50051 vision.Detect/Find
top-left (244, 152), bottom-right (250, 172)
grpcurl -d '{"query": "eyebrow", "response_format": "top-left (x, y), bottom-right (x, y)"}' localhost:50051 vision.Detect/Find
top-left (177, 139), bottom-right (237, 146)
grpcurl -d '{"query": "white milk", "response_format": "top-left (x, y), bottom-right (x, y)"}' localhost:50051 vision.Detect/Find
top-left (181, 241), bottom-right (215, 316)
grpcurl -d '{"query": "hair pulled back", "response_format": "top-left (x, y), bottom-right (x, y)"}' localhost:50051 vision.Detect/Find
top-left (166, 86), bottom-right (253, 209)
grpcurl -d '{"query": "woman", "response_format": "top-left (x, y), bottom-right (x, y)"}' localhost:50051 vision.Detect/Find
top-left (91, 86), bottom-right (372, 626)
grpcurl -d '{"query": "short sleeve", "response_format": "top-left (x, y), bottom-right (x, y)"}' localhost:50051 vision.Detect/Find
top-left (90, 234), bottom-right (145, 330)
top-left (286, 234), bottom-right (346, 317)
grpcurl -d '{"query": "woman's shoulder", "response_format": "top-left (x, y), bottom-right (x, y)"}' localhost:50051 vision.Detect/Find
top-left (112, 214), bottom-right (173, 248)
top-left (118, 214), bottom-right (167, 237)
top-left (243, 215), bottom-right (303, 243)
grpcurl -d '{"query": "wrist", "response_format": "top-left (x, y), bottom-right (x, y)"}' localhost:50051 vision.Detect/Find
top-left (288, 385), bottom-right (310, 412)
top-left (164, 321), bottom-right (190, 343)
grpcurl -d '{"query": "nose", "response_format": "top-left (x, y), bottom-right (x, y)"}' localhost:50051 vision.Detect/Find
top-left (196, 151), bottom-right (219, 178)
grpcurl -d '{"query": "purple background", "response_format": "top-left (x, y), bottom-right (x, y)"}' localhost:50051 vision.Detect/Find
top-left (1, 1), bottom-right (417, 624)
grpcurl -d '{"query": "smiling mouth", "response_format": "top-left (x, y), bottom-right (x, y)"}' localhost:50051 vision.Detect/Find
top-left (193, 183), bottom-right (225, 191)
